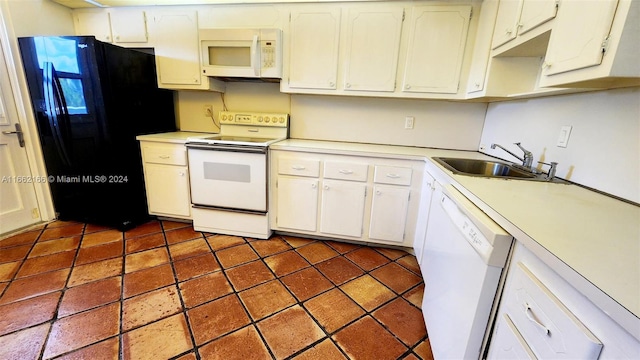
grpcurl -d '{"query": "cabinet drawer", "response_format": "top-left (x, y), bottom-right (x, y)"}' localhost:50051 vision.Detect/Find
top-left (504, 262), bottom-right (603, 359)
top-left (373, 165), bottom-right (412, 185)
top-left (278, 158), bottom-right (321, 177)
top-left (141, 142), bottom-right (187, 166)
top-left (324, 161), bottom-right (368, 182)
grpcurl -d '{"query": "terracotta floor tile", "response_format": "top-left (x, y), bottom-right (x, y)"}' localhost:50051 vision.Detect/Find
top-left (0, 291), bottom-right (60, 336)
top-left (84, 223), bottom-right (114, 234)
top-left (123, 263), bottom-right (175, 298)
top-left (0, 282), bottom-right (7, 295)
top-left (39, 224), bottom-right (84, 242)
top-left (161, 220), bottom-right (191, 231)
top-left (55, 337), bottom-right (119, 360)
top-left (403, 283), bottom-right (424, 309)
top-left (206, 234), bottom-right (246, 251)
top-left (414, 339), bottom-right (434, 360)
top-left (0, 261), bottom-right (20, 282)
top-left (67, 258), bottom-right (122, 287)
top-left (225, 260), bottom-right (275, 292)
top-left (216, 244), bottom-right (259, 269)
top-left (165, 226), bottom-right (202, 244)
top-left (0, 229), bottom-right (41, 248)
top-left (250, 237), bottom-right (292, 257)
top-left (404, 354), bottom-right (420, 360)
top-left (373, 298), bottom-right (427, 346)
top-left (293, 338), bottom-right (347, 360)
top-left (281, 267), bottom-right (333, 302)
top-left (326, 240), bottom-right (361, 254)
top-left (188, 294), bottom-right (250, 345)
top-left (340, 275), bottom-right (395, 311)
top-left (264, 250), bottom-right (310, 277)
top-left (16, 251), bottom-right (75, 278)
top-left (122, 313), bottom-right (192, 360)
top-left (175, 352), bottom-right (197, 360)
top-left (198, 325), bottom-right (271, 360)
top-left (124, 247), bottom-right (170, 273)
top-left (303, 288), bottom-right (365, 333)
top-left (239, 280), bottom-right (296, 320)
top-left (179, 271), bottom-right (232, 308)
top-left (375, 246), bottom-right (409, 260)
top-left (28, 236), bottom-right (81, 258)
top-left (371, 262), bottom-right (423, 294)
top-left (124, 221), bottom-right (162, 239)
top-left (58, 276), bottom-right (121, 317)
top-left (174, 252), bottom-right (220, 281)
top-left (46, 220), bottom-right (82, 229)
top-left (75, 240), bottom-right (123, 265)
top-left (297, 242), bottom-right (339, 264)
top-left (122, 285), bottom-right (182, 331)
top-left (169, 238), bottom-right (210, 261)
top-left (282, 235), bottom-right (316, 248)
top-left (0, 268), bottom-right (69, 304)
top-left (125, 232), bottom-right (165, 254)
top-left (396, 255), bottom-right (421, 275)
top-left (43, 302), bottom-right (120, 359)
top-left (0, 244), bottom-right (30, 263)
top-left (315, 256), bottom-right (365, 285)
top-left (0, 323), bottom-right (50, 360)
top-left (256, 305), bottom-right (325, 360)
top-left (344, 247), bottom-right (390, 271)
top-left (81, 230), bottom-right (123, 249)
top-left (332, 316), bottom-right (407, 360)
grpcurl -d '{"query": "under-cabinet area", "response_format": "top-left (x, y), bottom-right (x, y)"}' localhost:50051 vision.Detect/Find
top-left (270, 149), bottom-right (424, 247)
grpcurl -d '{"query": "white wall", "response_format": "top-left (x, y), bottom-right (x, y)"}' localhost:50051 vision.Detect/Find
top-left (480, 87), bottom-right (640, 203)
top-left (3, 0), bottom-right (74, 37)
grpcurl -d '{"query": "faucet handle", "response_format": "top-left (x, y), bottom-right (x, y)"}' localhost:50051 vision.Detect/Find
top-left (537, 161), bottom-right (558, 180)
top-left (514, 142), bottom-right (534, 168)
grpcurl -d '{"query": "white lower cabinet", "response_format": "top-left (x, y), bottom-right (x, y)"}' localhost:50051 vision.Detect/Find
top-left (488, 242), bottom-right (640, 359)
top-left (271, 150), bottom-right (422, 247)
top-left (140, 141), bottom-right (192, 219)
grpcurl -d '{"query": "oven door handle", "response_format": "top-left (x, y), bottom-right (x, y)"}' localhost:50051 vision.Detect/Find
top-left (186, 143), bottom-right (267, 154)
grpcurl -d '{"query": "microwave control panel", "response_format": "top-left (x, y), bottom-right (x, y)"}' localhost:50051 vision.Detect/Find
top-left (262, 41), bottom-right (275, 68)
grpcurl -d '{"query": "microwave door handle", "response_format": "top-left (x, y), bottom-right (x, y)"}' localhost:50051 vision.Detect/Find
top-left (251, 34), bottom-right (260, 77)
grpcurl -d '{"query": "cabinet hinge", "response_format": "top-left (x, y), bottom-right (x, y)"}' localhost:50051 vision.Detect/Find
top-left (289, 12), bottom-right (291, 22)
top-left (469, 7), bottom-right (473, 20)
top-left (275, 179), bottom-right (278, 188)
top-left (601, 35), bottom-right (610, 54)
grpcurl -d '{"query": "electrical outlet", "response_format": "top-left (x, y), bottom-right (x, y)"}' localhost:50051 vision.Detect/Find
top-left (405, 116), bottom-right (415, 129)
top-left (203, 105), bottom-right (213, 117)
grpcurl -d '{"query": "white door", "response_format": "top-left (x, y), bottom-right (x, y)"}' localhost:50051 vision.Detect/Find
top-left (319, 179), bottom-right (366, 237)
top-left (144, 163), bottom-right (191, 217)
top-left (0, 38), bottom-right (40, 235)
top-left (369, 184), bottom-right (410, 243)
top-left (276, 176), bottom-right (318, 232)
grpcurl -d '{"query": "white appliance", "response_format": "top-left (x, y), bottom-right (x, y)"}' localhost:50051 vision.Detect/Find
top-left (199, 28), bottom-right (282, 79)
top-left (422, 182), bottom-right (513, 359)
top-left (186, 111), bottom-right (289, 239)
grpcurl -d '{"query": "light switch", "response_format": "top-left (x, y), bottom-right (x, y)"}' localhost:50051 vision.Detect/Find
top-left (557, 125), bottom-right (572, 148)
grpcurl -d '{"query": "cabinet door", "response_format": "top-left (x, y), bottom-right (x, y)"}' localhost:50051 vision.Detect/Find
top-left (402, 6), bottom-right (472, 94)
top-left (343, 7), bottom-right (403, 92)
top-left (276, 177), bottom-right (319, 232)
top-left (518, 0), bottom-right (558, 35)
top-left (491, 0), bottom-right (524, 49)
top-left (145, 164), bottom-right (191, 217)
top-left (74, 11), bottom-right (112, 43)
top-left (288, 9), bottom-right (341, 90)
top-left (542, 0), bottom-right (618, 76)
top-left (369, 185), bottom-right (410, 243)
top-left (320, 180), bottom-right (367, 238)
top-left (149, 11), bottom-right (202, 86)
top-left (110, 9), bottom-right (148, 43)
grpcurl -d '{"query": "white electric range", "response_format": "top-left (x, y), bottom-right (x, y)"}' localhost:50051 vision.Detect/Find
top-left (186, 111), bottom-right (289, 239)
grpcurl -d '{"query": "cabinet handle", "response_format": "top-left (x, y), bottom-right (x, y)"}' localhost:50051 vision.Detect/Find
top-left (505, 28), bottom-right (513, 34)
top-left (345, 83), bottom-right (351, 89)
top-left (338, 169), bottom-right (353, 175)
top-left (115, 35), bottom-right (120, 41)
top-left (524, 303), bottom-right (550, 336)
top-left (159, 155), bottom-right (170, 159)
top-left (324, 185), bottom-right (330, 190)
top-left (376, 190), bottom-right (382, 195)
top-left (542, 61), bottom-right (552, 69)
top-left (405, 84), bottom-right (411, 90)
top-left (329, 82), bottom-right (335, 87)
top-left (311, 183), bottom-right (317, 189)
top-left (291, 165), bottom-right (306, 170)
top-left (105, 35), bottom-right (111, 41)
top-left (386, 173), bottom-right (401, 179)
top-left (178, 172), bottom-right (185, 176)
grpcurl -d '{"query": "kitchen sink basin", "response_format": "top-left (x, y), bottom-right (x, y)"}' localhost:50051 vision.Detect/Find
top-left (433, 157), bottom-right (538, 179)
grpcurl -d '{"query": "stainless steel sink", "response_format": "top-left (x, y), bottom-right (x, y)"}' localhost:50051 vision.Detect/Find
top-left (433, 157), bottom-right (538, 180)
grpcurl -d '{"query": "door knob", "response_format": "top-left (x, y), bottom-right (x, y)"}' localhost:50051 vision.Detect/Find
top-left (2, 123), bottom-right (25, 147)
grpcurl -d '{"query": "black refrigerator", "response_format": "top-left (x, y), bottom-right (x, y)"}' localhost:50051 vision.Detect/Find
top-left (18, 36), bottom-right (176, 230)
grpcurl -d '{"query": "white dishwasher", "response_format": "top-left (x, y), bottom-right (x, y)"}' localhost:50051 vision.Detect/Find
top-left (422, 182), bottom-right (513, 360)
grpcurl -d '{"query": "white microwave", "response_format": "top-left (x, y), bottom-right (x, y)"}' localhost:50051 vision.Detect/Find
top-left (199, 28), bottom-right (282, 79)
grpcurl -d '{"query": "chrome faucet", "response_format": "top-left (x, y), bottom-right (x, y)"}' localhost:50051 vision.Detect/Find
top-left (538, 161), bottom-right (559, 181)
top-left (490, 142), bottom-right (534, 168)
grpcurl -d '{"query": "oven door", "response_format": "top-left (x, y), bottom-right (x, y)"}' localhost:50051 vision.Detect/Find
top-left (187, 144), bottom-right (267, 212)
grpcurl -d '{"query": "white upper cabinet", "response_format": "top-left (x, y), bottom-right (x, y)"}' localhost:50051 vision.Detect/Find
top-left (491, 0), bottom-right (558, 50)
top-left (288, 8), bottom-right (341, 90)
top-left (402, 5), bottom-right (472, 94)
top-left (74, 9), bottom-right (148, 45)
top-left (343, 7), bottom-right (403, 92)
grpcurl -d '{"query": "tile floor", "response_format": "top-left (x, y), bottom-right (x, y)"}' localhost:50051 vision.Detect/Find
top-left (0, 219), bottom-right (433, 360)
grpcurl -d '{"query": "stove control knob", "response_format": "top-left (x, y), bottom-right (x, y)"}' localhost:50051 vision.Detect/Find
top-left (258, 116), bottom-right (263, 122)
top-left (265, 117), bottom-right (271, 123)
top-left (221, 115), bottom-right (227, 121)
top-left (279, 117), bottom-right (285, 123)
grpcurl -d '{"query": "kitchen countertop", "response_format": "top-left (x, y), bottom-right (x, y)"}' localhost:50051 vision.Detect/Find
top-left (271, 139), bottom-right (640, 339)
top-left (136, 131), bottom-right (213, 144)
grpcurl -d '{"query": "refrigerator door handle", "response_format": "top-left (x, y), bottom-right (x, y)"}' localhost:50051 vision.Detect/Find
top-left (43, 62), bottom-right (72, 166)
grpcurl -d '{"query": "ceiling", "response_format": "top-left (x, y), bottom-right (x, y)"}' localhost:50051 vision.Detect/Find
top-left (51, 0), bottom-right (376, 8)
